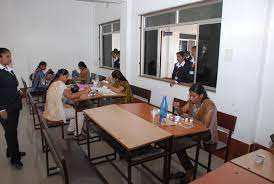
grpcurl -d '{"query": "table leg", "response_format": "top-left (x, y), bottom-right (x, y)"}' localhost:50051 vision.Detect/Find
top-left (127, 157), bottom-right (132, 184)
top-left (75, 109), bottom-right (79, 144)
top-left (86, 116), bottom-right (91, 160)
top-left (193, 142), bottom-right (200, 179)
top-left (163, 138), bottom-right (172, 184)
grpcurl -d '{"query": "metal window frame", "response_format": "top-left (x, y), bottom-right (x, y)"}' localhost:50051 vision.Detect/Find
top-left (139, 1), bottom-right (222, 89)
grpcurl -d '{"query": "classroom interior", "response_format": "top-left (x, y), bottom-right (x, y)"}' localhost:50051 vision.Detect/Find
top-left (0, 0), bottom-right (274, 184)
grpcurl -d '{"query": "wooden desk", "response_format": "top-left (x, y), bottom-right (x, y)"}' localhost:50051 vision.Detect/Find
top-left (84, 104), bottom-right (172, 151)
top-left (84, 104), bottom-right (173, 183)
top-left (118, 103), bottom-right (209, 137)
top-left (118, 103), bottom-right (209, 182)
top-left (231, 149), bottom-right (274, 182)
top-left (84, 103), bottom-right (209, 184)
top-left (74, 91), bottom-right (125, 103)
top-left (191, 162), bottom-right (272, 184)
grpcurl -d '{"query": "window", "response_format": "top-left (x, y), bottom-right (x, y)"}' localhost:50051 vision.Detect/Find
top-left (99, 20), bottom-right (121, 69)
top-left (141, 1), bottom-right (222, 88)
top-left (143, 30), bottom-right (158, 76)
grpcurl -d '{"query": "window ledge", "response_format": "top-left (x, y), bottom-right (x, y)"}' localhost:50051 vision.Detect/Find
top-left (140, 74), bottom-right (216, 92)
top-left (99, 66), bottom-right (120, 71)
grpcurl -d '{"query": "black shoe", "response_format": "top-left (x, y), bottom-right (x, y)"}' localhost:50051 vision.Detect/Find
top-left (6, 151), bottom-right (26, 158)
top-left (10, 159), bottom-right (23, 169)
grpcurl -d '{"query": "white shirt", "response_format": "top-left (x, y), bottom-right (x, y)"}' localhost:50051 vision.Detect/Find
top-left (0, 64), bottom-right (13, 74)
top-left (176, 61), bottom-right (185, 68)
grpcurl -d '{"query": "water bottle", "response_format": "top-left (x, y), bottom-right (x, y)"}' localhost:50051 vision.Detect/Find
top-left (160, 96), bottom-right (168, 124)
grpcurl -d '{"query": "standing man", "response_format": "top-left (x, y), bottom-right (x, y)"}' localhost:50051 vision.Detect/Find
top-left (0, 48), bottom-right (25, 169)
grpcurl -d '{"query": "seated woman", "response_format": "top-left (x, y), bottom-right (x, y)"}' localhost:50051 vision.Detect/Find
top-left (45, 69), bottom-right (54, 87)
top-left (43, 69), bottom-right (90, 137)
top-left (76, 61), bottom-right (90, 83)
top-left (31, 61), bottom-right (47, 93)
top-left (173, 83), bottom-right (218, 182)
top-left (102, 70), bottom-right (133, 103)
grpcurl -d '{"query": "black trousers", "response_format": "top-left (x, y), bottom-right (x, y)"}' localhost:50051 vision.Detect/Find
top-left (176, 149), bottom-right (194, 172)
top-left (0, 110), bottom-right (21, 161)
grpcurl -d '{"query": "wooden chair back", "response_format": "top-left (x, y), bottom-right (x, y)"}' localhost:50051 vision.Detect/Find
top-left (130, 85), bottom-right (151, 104)
top-left (217, 111), bottom-right (237, 146)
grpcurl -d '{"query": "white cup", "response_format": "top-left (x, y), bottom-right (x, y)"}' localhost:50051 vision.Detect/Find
top-left (254, 154), bottom-right (265, 164)
top-left (175, 116), bottom-right (181, 122)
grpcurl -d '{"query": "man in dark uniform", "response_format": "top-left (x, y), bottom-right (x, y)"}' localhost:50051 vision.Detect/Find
top-left (170, 51), bottom-right (193, 87)
top-left (0, 48), bottom-right (25, 169)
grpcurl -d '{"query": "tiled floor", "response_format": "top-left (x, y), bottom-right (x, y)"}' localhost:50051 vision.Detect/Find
top-left (0, 101), bottom-right (224, 184)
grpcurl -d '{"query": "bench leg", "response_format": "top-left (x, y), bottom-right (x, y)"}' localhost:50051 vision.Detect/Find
top-left (31, 106), bottom-right (36, 129)
top-left (41, 127), bottom-right (45, 152)
top-left (75, 110), bottom-right (79, 144)
top-left (45, 141), bottom-right (50, 176)
top-left (61, 124), bottom-right (64, 139)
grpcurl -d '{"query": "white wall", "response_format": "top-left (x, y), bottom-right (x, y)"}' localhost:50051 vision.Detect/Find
top-left (255, 0), bottom-right (274, 147)
top-left (0, 0), bottom-right (94, 86)
top-left (112, 33), bottom-right (121, 51)
top-left (92, 0), bottom-right (272, 145)
top-left (1, 0), bottom-right (273, 146)
top-left (92, 2), bottom-right (128, 78)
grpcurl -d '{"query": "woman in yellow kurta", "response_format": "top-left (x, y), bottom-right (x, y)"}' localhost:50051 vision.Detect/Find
top-left (103, 70), bottom-right (133, 103)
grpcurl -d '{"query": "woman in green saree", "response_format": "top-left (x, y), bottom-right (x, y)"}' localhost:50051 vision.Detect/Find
top-left (103, 70), bottom-right (133, 103)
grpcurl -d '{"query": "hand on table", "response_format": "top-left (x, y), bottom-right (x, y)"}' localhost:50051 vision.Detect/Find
top-left (83, 88), bottom-right (91, 94)
top-left (102, 82), bottom-right (110, 88)
top-left (0, 110), bottom-right (8, 120)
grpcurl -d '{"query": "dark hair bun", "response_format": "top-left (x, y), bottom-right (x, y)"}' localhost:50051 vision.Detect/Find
top-left (71, 84), bottom-right (79, 93)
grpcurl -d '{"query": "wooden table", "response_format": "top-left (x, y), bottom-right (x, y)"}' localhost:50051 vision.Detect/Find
top-left (75, 91), bottom-right (126, 103)
top-left (84, 104), bottom-right (172, 151)
top-left (84, 104), bottom-right (172, 184)
top-left (72, 89), bottom-right (125, 144)
top-left (118, 103), bottom-right (209, 181)
top-left (84, 103), bottom-right (209, 184)
top-left (118, 103), bottom-right (208, 137)
top-left (230, 149), bottom-right (274, 182)
top-left (190, 162), bottom-right (272, 184)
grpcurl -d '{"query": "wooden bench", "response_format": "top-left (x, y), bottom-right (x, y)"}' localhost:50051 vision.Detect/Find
top-left (40, 110), bottom-right (108, 184)
top-left (130, 85), bottom-right (151, 104)
top-left (21, 77), bottom-right (45, 106)
top-left (27, 90), bottom-right (45, 130)
top-left (36, 103), bottom-right (65, 152)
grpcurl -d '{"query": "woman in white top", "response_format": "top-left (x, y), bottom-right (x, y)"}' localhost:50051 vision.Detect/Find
top-left (43, 69), bottom-right (90, 136)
